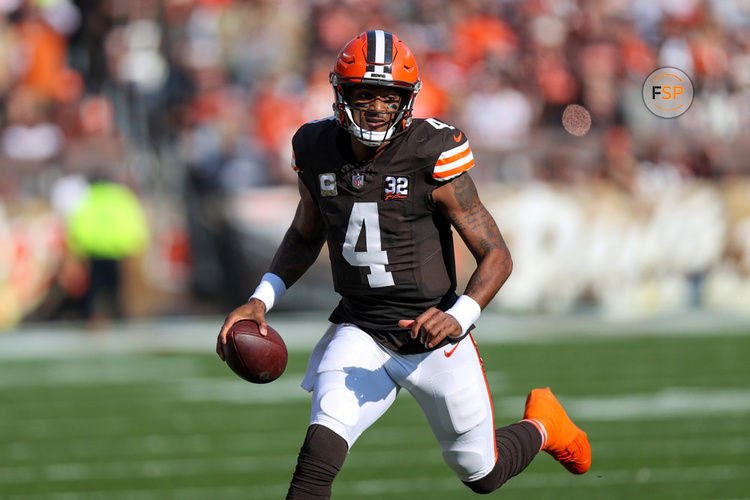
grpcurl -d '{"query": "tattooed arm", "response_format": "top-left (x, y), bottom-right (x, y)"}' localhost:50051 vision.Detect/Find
top-left (434, 172), bottom-right (512, 307)
top-left (218, 179), bottom-right (325, 354)
top-left (399, 173), bottom-right (512, 347)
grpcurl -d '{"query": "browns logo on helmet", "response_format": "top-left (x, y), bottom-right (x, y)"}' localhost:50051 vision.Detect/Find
top-left (330, 30), bottom-right (422, 147)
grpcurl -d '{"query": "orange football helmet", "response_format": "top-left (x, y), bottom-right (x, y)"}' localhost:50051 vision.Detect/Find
top-left (330, 30), bottom-right (422, 146)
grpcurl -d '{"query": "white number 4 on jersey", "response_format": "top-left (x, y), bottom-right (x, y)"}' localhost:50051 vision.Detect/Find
top-left (343, 202), bottom-right (394, 288)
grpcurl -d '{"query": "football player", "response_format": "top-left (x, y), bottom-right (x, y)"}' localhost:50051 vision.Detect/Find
top-left (218, 30), bottom-right (591, 498)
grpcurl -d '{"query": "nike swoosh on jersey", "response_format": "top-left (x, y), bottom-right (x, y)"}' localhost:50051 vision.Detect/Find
top-left (444, 342), bottom-right (460, 357)
top-left (453, 132), bottom-right (462, 142)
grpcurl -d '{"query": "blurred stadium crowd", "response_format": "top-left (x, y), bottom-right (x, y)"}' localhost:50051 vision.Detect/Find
top-left (1, 0), bottom-right (749, 328)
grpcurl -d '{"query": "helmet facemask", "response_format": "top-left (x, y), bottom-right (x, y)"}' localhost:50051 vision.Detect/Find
top-left (331, 76), bottom-right (421, 147)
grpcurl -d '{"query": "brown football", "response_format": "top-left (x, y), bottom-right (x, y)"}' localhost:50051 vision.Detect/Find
top-left (222, 320), bottom-right (288, 384)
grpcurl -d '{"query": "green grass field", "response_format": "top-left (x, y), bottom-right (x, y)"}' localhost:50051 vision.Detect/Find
top-left (1, 320), bottom-right (749, 499)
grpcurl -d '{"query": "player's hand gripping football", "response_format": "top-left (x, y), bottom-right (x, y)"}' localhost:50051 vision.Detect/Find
top-left (217, 298), bottom-right (268, 361)
top-left (399, 307), bottom-right (462, 349)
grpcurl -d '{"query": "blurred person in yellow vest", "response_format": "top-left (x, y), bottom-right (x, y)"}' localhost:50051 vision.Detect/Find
top-left (66, 177), bottom-right (148, 321)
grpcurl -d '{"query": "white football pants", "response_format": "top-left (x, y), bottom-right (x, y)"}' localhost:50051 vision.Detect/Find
top-left (301, 322), bottom-right (497, 482)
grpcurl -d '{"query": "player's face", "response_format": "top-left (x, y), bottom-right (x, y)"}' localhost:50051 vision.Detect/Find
top-left (348, 86), bottom-right (402, 132)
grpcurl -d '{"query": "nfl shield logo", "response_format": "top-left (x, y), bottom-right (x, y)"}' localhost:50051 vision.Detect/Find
top-left (352, 174), bottom-right (365, 189)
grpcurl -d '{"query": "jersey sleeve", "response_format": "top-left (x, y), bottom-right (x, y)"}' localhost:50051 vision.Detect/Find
top-left (290, 117), bottom-right (336, 176)
top-left (431, 127), bottom-right (475, 182)
top-left (291, 125), bottom-right (304, 175)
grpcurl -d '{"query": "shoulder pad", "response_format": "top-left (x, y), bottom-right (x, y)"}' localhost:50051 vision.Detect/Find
top-left (291, 117), bottom-right (337, 174)
top-left (412, 118), bottom-right (474, 182)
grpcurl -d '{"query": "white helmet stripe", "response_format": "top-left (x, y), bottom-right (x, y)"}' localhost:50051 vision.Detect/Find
top-left (374, 30), bottom-right (386, 64)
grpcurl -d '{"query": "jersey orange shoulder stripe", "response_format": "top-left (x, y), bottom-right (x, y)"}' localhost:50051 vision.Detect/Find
top-left (433, 159), bottom-right (475, 178)
top-left (435, 146), bottom-right (471, 166)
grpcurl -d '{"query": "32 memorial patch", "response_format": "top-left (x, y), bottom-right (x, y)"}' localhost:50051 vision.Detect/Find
top-left (383, 175), bottom-right (410, 200)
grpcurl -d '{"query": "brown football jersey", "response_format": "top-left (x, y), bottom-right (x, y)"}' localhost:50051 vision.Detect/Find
top-left (292, 117), bottom-right (475, 353)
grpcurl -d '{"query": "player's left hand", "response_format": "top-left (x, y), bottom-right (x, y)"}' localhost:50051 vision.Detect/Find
top-left (399, 307), bottom-right (461, 349)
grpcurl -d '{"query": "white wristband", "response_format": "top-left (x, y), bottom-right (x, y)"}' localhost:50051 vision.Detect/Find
top-left (249, 273), bottom-right (287, 312)
top-left (445, 295), bottom-right (481, 336)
